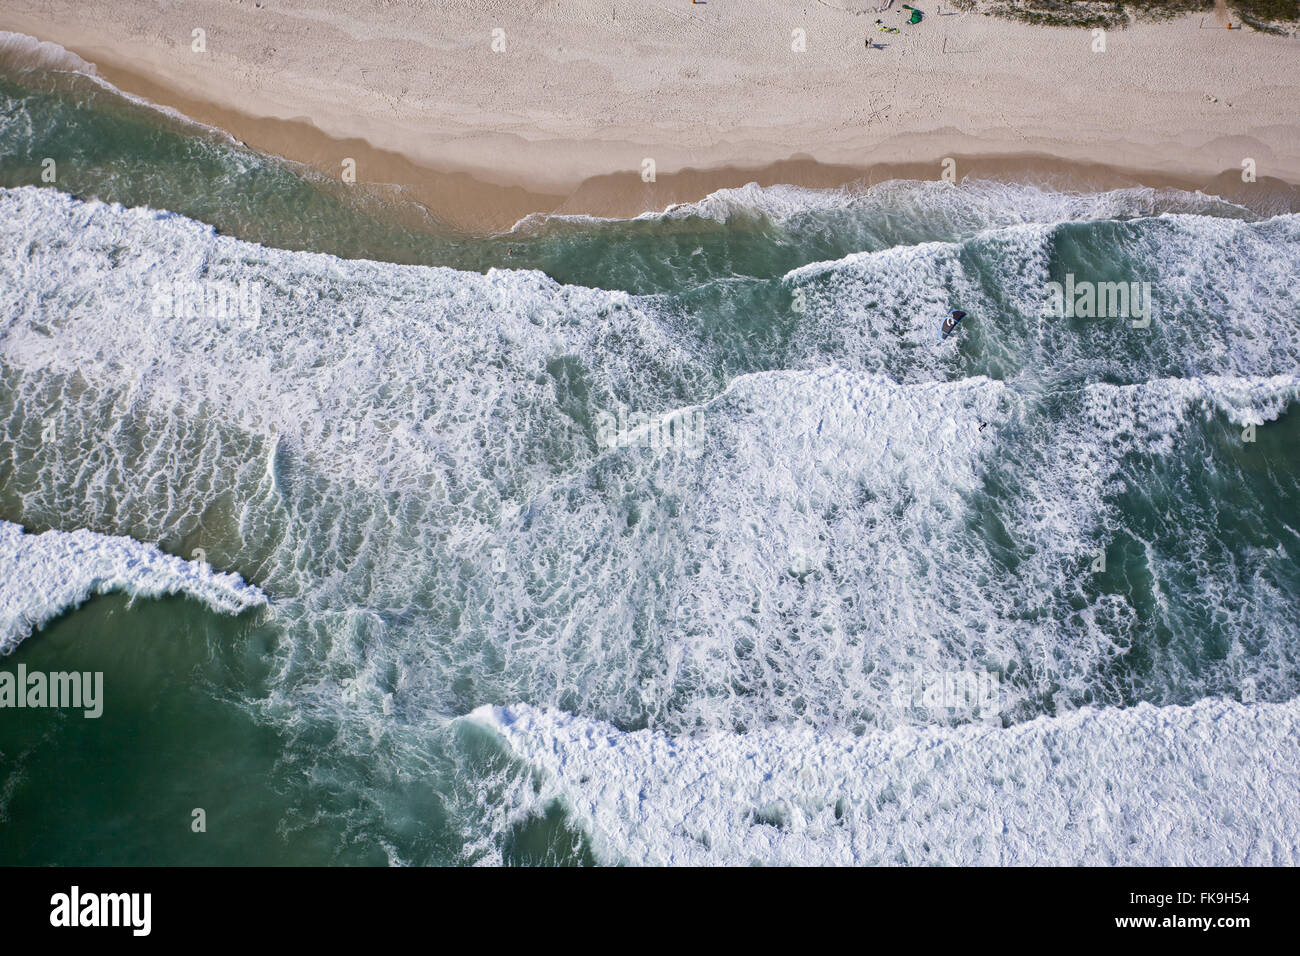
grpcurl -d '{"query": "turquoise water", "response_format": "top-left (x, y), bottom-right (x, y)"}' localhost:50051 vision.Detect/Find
top-left (1, 62), bottom-right (1298, 866)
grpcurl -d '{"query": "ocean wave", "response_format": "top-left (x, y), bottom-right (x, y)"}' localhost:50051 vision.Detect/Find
top-left (0, 520), bottom-right (265, 654)
top-left (782, 212), bottom-right (1300, 385)
top-left (3, 186), bottom-right (1297, 730)
top-left (3, 181), bottom-right (1298, 862)
top-left (0, 186), bottom-right (708, 500)
top-left (511, 179), bottom-right (1257, 235)
top-left (494, 367), bottom-right (1300, 733)
top-left (471, 696), bottom-right (1300, 865)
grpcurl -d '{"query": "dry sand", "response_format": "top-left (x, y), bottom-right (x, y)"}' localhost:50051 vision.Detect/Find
top-left (2, 0), bottom-right (1298, 231)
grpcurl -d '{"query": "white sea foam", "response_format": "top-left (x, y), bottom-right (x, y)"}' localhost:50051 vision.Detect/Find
top-left (0, 186), bottom-right (714, 717)
top-left (3, 186), bottom-right (1298, 862)
top-left (783, 222), bottom-right (1056, 382)
top-left (463, 366), bottom-right (1300, 733)
top-left (0, 187), bottom-right (699, 499)
top-left (1084, 373), bottom-right (1300, 431)
top-left (0, 520), bottom-right (265, 653)
top-left (508, 183), bottom-right (857, 232)
top-left (782, 211), bottom-right (1300, 384)
top-left (707, 179), bottom-right (1252, 227)
top-left (511, 179), bottom-right (1254, 234)
top-left (464, 368), bottom-right (1024, 733)
top-left (472, 697), bottom-right (1300, 865)
top-left (3, 185), bottom-right (1297, 729)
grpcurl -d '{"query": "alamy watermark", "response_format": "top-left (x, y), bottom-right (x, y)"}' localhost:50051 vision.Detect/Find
top-left (889, 667), bottom-right (1002, 720)
top-left (595, 405), bottom-right (705, 452)
top-left (0, 665), bottom-right (102, 718)
top-left (50, 886), bottom-right (150, 936)
top-left (1043, 273), bottom-right (1153, 328)
top-left (150, 278), bottom-right (262, 330)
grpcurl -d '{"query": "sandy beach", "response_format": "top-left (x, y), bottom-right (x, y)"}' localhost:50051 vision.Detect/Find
top-left (2, 0), bottom-right (1298, 228)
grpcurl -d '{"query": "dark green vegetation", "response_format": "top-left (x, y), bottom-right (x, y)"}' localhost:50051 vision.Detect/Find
top-left (984, 0), bottom-right (1297, 29)
top-left (1230, 0), bottom-right (1300, 31)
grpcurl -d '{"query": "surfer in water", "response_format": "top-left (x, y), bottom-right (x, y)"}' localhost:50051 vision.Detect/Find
top-left (940, 309), bottom-right (967, 340)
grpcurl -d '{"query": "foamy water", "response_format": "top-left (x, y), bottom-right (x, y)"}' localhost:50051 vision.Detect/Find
top-left (472, 697), bottom-right (1300, 865)
top-left (1, 159), bottom-right (1298, 864)
top-left (0, 519), bottom-right (264, 654)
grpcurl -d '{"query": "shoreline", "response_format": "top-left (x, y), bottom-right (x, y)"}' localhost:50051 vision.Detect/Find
top-left (2, 4), bottom-right (1299, 232)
